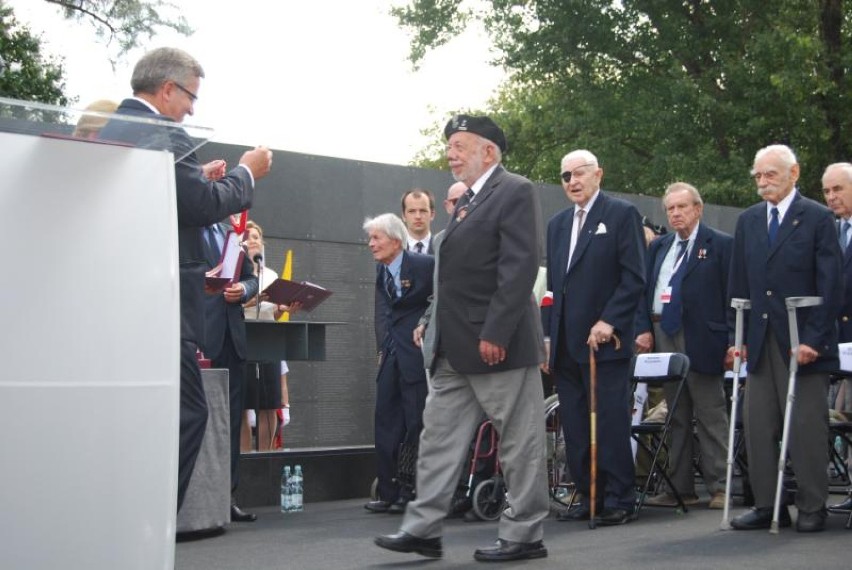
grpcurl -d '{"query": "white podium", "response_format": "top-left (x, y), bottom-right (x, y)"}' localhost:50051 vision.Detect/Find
top-left (0, 98), bottom-right (208, 570)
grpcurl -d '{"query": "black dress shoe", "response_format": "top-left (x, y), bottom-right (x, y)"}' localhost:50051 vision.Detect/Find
top-left (730, 506), bottom-right (791, 530)
top-left (827, 495), bottom-right (852, 514)
top-left (556, 504), bottom-right (591, 521)
top-left (796, 508), bottom-right (827, 532)
top-left (473, 539), bottom-right (547, 562)
top-left (364, 500), bottom-right (391, 513)
top-left (594, 507), bottom-right (636, 526)
top-left (230, 504), bottom-right (257, 523)
top-left (387, 499), bottom-right (407, 515)
top-left (374, 531), bottom-right (442, 558)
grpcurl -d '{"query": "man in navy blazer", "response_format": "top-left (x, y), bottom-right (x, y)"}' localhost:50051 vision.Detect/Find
top-left (200, 221), bottom-right (258, 522)
top-left (545, 149), bottom-right (646, 526)
top-left (635, 182), bottom-right (731, 510)
top-left (364, 213), bottom-right (434, 514)
top-left (98, 47), bottom-right (273, 512)
top-left (727, 144), bottom-right (842, 532)
top-left (821, 162), bottom-right (852, 514)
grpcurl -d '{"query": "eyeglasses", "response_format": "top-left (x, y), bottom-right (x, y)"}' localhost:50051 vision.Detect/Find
top-left (561, 163), bottom-right (596, 183)
top-left (173, 81), bottom-right (198, 102)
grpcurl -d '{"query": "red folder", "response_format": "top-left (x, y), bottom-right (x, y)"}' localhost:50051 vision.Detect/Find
top-left (263, 279), bottom-right (332, 312)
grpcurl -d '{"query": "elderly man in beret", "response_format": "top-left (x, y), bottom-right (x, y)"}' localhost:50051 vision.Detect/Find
top-left (375, 115), bottom-right (549, 562)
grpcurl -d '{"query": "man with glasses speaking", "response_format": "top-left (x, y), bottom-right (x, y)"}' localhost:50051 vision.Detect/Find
top-left (544, 150), bottom-right (646, 526)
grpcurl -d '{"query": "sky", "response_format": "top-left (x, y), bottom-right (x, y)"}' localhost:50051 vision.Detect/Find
top-left (7, 0), bottom-right (506, 166)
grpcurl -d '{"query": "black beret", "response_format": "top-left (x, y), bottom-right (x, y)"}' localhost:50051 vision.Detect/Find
top-left (444, 114), bottom-right (507, 153)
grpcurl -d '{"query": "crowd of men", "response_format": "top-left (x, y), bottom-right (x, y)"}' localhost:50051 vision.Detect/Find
top-left (364, 115), bottom-right (852, 562)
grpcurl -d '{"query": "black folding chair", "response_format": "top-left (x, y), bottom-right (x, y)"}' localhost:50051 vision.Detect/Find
top-left (630, 352), bottom-right (691, 514)
top-left (829, 366), bottom-right (852, 530)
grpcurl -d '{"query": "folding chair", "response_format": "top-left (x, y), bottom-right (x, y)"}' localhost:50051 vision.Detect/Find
top-left (829, 342), bottom-right (852, 529)
top-left (630, 352), bottom-right (691, 514)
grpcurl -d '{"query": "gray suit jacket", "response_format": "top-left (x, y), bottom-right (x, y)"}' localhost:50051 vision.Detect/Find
top-left (431, 165), bottom-right (545, 374)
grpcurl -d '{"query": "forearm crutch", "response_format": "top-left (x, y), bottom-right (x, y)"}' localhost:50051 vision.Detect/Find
top-left (721, 298), bottom-right (751, 529)
top-left (770, 296), bottom-right (823, 534)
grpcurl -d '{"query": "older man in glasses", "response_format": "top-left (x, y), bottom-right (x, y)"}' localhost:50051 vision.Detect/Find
top-left (544, 149), bottom-right (646, 526)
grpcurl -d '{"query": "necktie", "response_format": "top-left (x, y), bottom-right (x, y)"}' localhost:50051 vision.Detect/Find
top-left (567, 208), bottom-right (585, 268)
top-left (205, 226), bottom-right (221, 258)
top-left (841, 221), bottom-right (850, 253)
top-left (768, 207), bottom-right (780, 246)
top-left (384, 267), bottom-right (396, 300)
top-left (660, 239), bottom-right (689, 336)
top-left (415, 241), bottom-right (424, 253)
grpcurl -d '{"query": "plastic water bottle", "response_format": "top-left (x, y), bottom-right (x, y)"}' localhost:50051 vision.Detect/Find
top-left (291, 465), bottom-right (304, 512)
top-left (280, 465), bottom-right (292, 513)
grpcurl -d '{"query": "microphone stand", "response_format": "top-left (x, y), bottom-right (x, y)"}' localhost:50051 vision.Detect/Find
top-left (253, 250), bottom-right (264, 320)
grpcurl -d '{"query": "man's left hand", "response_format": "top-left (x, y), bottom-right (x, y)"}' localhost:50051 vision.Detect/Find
top-left (479, 340), bottom-right (506, 366)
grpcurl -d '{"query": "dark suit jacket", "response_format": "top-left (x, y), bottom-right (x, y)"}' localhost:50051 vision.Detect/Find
top-left (200, 222), bottom-right (258, 360)
top-left (545, 191), bottom-right (646, 367)
top-left (636, 223), bottom-right (732, 374)
top-left (728, 193), bottom-right (842, 373)
top-left (375, 250), bottom-right (434, 383)
top-left (435, 165), bottom-right (545, 374)
top-left (99, 98), bottom-right (254, 344)
top-left (838, 220), bottom-right (852, 342)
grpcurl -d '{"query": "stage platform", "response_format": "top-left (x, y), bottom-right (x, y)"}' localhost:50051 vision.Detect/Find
top-left (177, 494), bottom-right (851, 569)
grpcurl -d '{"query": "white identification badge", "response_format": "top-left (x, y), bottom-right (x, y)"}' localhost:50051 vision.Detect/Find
top-left (659, 286), bottom-right (673, 304)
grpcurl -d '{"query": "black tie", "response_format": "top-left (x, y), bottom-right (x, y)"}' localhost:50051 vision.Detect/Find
top-left (385, 267), bottom-right (396, 300)
top-left (415, 241), bottom-right (424, 253)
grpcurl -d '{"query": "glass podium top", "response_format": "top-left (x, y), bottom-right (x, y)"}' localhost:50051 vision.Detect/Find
top-left (0, 96), bottom-right (213, 162)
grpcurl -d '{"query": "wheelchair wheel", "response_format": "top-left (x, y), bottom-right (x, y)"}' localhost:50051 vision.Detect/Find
top-left (472, 477), bottom-right (506, 521)
top-left (545, 394), bottom-right (574, 507)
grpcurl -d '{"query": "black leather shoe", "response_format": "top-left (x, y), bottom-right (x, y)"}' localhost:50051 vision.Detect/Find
top-left (374, 531), bottom-right (442, 558)
top-left (594, 507), bottom-right (636, 526)
top-left (827, 495), bottom-right (852, 514)
top-left (730, 506), bottom-right (791, 530)
top-left (230, 504), bottom-right (257, 523)
top-left (556, 504), bottom-right (591, 521)
top-left (796, 508), bottom-right (827, 533)
top-left (473, 539), bottom-right (547, 562)
top-left (364, 500), bottom-right (392, 513)
top-left (387, 499), bottom-right (407, 515)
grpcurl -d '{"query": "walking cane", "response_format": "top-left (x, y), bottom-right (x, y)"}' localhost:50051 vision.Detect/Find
top-left (770, 296), bottom-right (823, 534)
top-left (589, 334), bottom-right (620, 529)
top-left (721, 298), bottom-right (751, 529)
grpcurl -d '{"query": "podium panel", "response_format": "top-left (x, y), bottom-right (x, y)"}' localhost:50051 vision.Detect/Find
top-left (245, 321), bottom-right (331, 361)
top-left (0, 132), bottom-right (180, 569)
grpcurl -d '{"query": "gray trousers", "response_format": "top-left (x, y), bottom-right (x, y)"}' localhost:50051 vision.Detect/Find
top-left (400, 358), bottom-right (549, 543)
top-left (744, 329), bottom-right (829, 512)
top-left (653, 324), bottom-right (729, 495)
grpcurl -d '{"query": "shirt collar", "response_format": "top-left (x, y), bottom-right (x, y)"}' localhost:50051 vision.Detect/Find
top-left (385, 250), bottom-right (404, 275)
top-left (131, 96), bottom-right (162, 115)
top-left (767, 188), bottom-right (797, 221)
top-left (469, 164), bottom-right (500, 196)
top-left (577, 189), bottom-right (601, 214)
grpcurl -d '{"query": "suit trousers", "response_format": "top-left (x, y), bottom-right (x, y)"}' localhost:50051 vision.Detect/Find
top-left (178, 340), bottom-right (209, 512)
top-left (374, 350), bottom-right (428, 502)
top-left (210, 326), bottom-right (247, 492)
top-left (652, 324), bottom-right (729, 495)
top-left (744, 329), bottom-right (829, 512)
top-left (401, 358), bottom-right (549, 542)
top-left (554, 354), bottom-right (635, 509)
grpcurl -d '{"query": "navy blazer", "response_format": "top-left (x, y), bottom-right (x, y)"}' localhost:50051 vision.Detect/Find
top-left (728, 193), bottom-right (842, 373)
top-left (838, 220), bottom-right (852, 342)
top-left (636, 223), bottom-right (732, 375)
top-left (99, 98), bottom-right (254, 344)
top-left (200, 222), bottom-right (258, 360)
top-left (545, 191), bottom-right (646, 367)
top-left (375, 250), bottom-right (434, 384)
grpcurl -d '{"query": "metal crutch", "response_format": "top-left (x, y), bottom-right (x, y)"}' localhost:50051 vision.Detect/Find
top-left (770, 296), bottom-right (823, 534)
top-left (721, 298), bottom-right (751, 529)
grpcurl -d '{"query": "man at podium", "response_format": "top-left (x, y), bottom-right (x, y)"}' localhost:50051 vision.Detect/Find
top-left (99, 47), bottom-right (273, 512)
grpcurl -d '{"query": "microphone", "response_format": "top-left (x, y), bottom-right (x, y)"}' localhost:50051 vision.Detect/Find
top-left (253, 253), bottom-right (263, 264)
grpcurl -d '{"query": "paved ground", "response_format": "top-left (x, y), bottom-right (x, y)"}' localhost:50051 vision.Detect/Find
top-left (176, 495), bottom-right (850, 569)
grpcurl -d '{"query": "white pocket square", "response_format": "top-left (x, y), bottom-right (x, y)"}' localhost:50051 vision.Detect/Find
top-left (595, 223), bottom-right (607, 235)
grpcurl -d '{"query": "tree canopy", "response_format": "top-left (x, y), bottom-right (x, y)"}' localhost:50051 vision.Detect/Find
top-left (395, 0), bottom-right (851, 207)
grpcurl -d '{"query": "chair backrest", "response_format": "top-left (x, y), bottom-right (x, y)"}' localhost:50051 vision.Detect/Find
top-left (630, 352), bottom-right (690, 387)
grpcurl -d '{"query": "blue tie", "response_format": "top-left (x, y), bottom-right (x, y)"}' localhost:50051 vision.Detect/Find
top-left (660, 240), bottom-right (689, 336)
top-left (841, 220), bottom-right (850, 253)
top-left (384, 267), bottom-right (396, 300)
top-left (205, 226), bottom-right (221, 258)
top-left (768, 207), bottom-right (780, 246)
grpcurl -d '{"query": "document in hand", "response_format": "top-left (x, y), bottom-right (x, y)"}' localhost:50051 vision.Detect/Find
top-left (263, 278), bottom-right (332, 312)
top-left (205, 230), bottom-right (245, 292)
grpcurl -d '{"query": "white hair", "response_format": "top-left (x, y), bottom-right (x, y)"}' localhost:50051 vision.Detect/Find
top-left (363, 213), bottom-right (408, 243)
